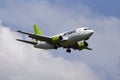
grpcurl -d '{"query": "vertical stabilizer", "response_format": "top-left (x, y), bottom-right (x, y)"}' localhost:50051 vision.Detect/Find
top-left (34, 24), bottom-right (42, 42)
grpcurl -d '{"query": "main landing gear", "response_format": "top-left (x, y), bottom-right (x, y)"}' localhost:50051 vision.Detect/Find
top-left (66, 48), bottom-right (71, 53)
top-left (54, 43), bottom-right (61, 49)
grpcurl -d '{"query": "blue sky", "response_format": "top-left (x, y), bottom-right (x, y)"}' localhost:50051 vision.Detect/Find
top-left (81, 0), bottom-right (120, 17)
top-left (0, 0), bottom-right (120, 30)
top-left (0, 0), bottom-right (120, 80)
top-left (47, 0), bottom-right (120, 17)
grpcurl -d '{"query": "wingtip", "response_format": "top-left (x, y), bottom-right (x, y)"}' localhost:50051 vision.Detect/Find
top-left (17, 30), bottom-right (22, 32)
top-left (33, 24), bottom-right (38, 27)
top-left (85, 47), bottom-right (93, 50)
top-left (16, 39), bottom-right (20, 41)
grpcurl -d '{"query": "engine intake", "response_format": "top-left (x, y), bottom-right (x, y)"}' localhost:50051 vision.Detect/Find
top-left (59, 36), bottom-right (63, 40)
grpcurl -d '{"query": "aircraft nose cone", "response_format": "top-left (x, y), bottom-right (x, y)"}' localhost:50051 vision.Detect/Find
top-left (90, 30), bottom-right (94, 34)
top-left (89, 30), bottom-right (94, 36)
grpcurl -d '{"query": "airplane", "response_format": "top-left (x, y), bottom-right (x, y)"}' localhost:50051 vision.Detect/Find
top-left (16, 24), bottom-right (94, 53)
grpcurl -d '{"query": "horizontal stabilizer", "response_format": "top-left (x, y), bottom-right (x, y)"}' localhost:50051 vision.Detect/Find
top-left (16, 39), bottom-right (37, 45)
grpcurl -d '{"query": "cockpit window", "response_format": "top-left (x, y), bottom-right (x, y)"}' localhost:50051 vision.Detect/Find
top-left (84, 29), bottom-right (87, 30)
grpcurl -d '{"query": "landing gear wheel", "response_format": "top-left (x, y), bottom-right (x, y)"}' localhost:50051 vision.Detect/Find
top-left (66, 49), bottom-right (71, 53)
top-left (54, 46), bottom-right (58, 49)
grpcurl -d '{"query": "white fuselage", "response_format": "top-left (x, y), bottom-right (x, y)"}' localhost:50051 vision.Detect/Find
top-left (34, 27), bottom-right (94, 49)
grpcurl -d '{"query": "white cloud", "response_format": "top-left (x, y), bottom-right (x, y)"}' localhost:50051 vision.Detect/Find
top-left (0, 21), bottom-right (103, 80)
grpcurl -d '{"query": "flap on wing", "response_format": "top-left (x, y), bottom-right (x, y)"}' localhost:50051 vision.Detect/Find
top-left (29, 34), bottom-right (52, 43)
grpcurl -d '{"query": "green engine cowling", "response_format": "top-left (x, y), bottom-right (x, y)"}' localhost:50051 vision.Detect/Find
top-left (52, 36), bottom-right (63, 43)
top-left (77, 41), bottom-right (88, 50)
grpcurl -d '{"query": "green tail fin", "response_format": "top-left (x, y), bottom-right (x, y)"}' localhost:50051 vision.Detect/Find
top-left (34, 24), bottom-right (42, 42)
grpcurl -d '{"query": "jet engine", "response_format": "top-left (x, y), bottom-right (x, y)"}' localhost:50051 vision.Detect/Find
top-left (51, 36), bottom-right (63, 48)
top-left (52, 36), bottom-right (63, 42)
top-left (76, 41), bottom-right (88, 50)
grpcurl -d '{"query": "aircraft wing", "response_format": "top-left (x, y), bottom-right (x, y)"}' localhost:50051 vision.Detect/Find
top-left (17, 31), bottom-right (52, 43)
top-left (16, 39), bottom-right (37, 45)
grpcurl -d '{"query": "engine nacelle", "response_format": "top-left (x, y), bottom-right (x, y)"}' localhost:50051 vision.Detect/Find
top-left (52, 36), bottom-right (63, 43)
top-left (77, 41), bottom-right (88, 50)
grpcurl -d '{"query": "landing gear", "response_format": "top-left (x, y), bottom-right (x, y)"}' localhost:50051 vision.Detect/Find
top-left (54, 43), bottom-right (61, 49)
top-left (54, 46), bottom-right (58, 49)
top-left (66, 49), bottom-right (71, 53)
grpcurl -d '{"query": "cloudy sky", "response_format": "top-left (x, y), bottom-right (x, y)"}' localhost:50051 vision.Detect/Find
top-left (0, 0), bottom-right (120, 80)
